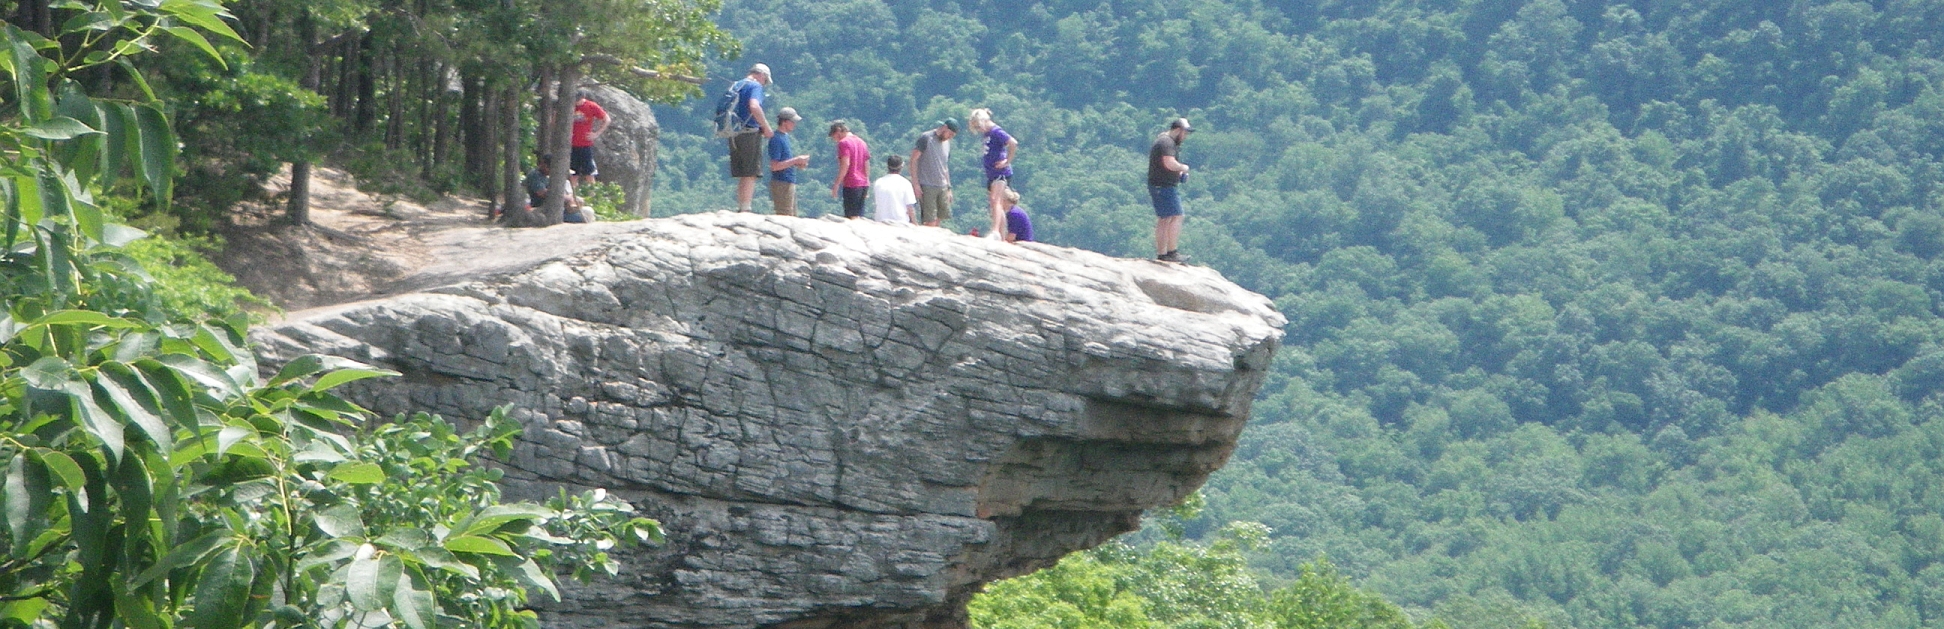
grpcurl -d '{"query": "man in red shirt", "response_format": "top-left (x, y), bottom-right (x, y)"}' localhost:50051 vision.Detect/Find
top-left (829, 120), bottom-right (871, 219)
top-left (570, 90), bottom-right (610, 187)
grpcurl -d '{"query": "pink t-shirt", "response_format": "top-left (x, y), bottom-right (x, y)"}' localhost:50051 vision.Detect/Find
top-left (837, 135), bottom-right (871, 188)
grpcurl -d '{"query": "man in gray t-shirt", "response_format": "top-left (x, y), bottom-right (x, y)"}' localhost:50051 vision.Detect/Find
top-left (909, 118), bottom-right (958, 227)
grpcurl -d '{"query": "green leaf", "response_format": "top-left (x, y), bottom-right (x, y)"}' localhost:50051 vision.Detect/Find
top-left (268, 354), bottom-right (326, 387)
top-left (134, 103), bottom-right (174, 206)
top-left (159, 0), bottom-right (245, 43)
top-left (327, 461), bottom-right (384, 485)
top-left (311, 367), bottom-right (399, 393)
top-left (133, 361), bottom-right (197, 431)
top-left (5, 26), bottom-right (51, 122)
top-left (346, 547), bottom-right (400, 612)
top-left (98, 368), bottom-right (171, 452)
top-left (509, 557), bottom-right (560, 602)
top-left (441, 535), bottom-right (516, 557)
top-left (131, 530), bottom-right (225, 587)
top-left (115, 59), bottom-right (156, 101)
top-left (102, 223), bottom-right (146, 247)
top-left (20, 116), bottom-right (100, 140)
top-left (160, 26), bottom-right (223, 68)
top-left (462, 504), bottom-right (554, 536)
top-left (66, 380), bottom-right (125, 461)
top-left (32, 449), bottom-right (87, 511)
top-left (293, 539), bottom-right (357, 574)
top-left (11, 174), bottom-right (42, 227)
top-left (20, 356), bottom-right (70, 389)
top-left (113, 582), bottom-right (167, 629)
top-left (155, 353), bottom-right (239, 397)
top-left (186, 545), bottom-right (254, 629)
top-left (376, 528), bottom-right (431, 551)
top-left (392, 566), bottom-right (436, 629)
top-left (32, 309), bottom-right (138, 328)
top-left (4, 454), bottom-right (50, 549)
top-left (314, 504), bottom-right (365, 539)
top-left (410, 546), bottom-right (479, 580)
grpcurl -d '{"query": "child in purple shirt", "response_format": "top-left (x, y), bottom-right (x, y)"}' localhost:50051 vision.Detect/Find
top-left (1003, 188), bottom-right (1033, 243)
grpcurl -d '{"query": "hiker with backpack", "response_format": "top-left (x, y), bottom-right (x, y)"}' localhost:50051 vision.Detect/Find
top-left (718, 63), bottom-right (775, 213)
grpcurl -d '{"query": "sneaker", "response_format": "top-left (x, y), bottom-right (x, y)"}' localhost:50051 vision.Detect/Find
top-left (1157, 251), bottom-right (1179, 262)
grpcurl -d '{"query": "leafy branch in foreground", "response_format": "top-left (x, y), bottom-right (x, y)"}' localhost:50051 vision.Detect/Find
top-left (0, 3), bottom-right (660, 628)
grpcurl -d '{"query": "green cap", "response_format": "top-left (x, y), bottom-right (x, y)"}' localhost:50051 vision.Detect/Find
top-left (938, 118), bottom-right (960, 133)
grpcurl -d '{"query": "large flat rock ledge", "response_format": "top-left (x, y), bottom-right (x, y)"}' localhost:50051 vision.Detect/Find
top-left (252, 213), bottom-right (1285, 629)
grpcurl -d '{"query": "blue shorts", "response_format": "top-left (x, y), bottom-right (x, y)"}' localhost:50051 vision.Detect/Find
top-left (570, 146), bottom-right (598, 177)
top-left (1149, 185), bottom-right (1182, 218)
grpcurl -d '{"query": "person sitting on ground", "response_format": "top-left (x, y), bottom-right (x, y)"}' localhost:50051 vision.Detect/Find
top-left (870, 155), bottom-right (918, 224)
top-left (1002, 187), bottom-right (1033, 243)
top-left (524, 155), bottom-right (588, 223)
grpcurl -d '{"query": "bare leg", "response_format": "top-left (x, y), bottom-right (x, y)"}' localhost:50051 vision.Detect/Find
top-left (1163, 216), bottom-right (1185, 255)
top-left (1155, 216), bottom-right (1169, 257)
top-left (736, 177), bottom-right (757, 211)
top-left (987, 180), bottom-right (1008, 237)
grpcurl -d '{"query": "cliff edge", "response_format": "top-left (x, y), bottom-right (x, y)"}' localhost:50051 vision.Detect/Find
top-left (251, 212), bottom-right (1285, 629)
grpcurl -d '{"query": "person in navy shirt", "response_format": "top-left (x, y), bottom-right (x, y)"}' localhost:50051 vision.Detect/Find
top-left (766, 107), bottom-right (809, 216)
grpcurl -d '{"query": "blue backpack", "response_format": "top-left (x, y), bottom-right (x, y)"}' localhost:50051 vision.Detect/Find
top-left (712, 79), bottom-right (753, 138)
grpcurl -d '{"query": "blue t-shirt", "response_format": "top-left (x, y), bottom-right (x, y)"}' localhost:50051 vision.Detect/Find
top-left (983, 126), bottom-right (1014, 179)
top-left (1006, 206), bottom-right (1033, 242)
top-left (768, 132), bottom-right (797, 183)
top-left (732, 79), bottom-right (764, 130)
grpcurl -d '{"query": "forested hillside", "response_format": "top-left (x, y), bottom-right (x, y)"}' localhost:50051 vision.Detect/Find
top-left (646, 1), bottom-right (1944, 627)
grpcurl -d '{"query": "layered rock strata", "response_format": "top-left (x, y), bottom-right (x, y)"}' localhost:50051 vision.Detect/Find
top-left (252, 213), bottom-right (1284, 628)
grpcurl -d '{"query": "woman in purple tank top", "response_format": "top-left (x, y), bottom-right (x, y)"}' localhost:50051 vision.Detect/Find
top-left (968, 108), bottom-right (1017, 240)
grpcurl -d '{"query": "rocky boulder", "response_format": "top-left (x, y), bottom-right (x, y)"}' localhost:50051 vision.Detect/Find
top-left (252, 213), bottom-right (1284, 629)
top-left (585, 84), bottom-right (658, 217)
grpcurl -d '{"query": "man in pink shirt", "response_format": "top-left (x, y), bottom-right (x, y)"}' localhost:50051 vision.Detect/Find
top-left (829, 120), bottom-right (871, 219)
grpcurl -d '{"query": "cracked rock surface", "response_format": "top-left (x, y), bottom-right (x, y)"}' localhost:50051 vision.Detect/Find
top-left (252, 212), bottom-right (1284, 629)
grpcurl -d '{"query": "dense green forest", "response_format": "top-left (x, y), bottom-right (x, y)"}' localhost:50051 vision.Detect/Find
top-left (640, 0), bottom-right (1944, 627)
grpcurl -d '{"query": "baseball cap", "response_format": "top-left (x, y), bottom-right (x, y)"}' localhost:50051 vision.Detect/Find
top-left (750, 63), bottom-right (774, 87)
top-left (938, 118), bottom-right (960, 133)
top-left (1169, 118), bottom-right (1194, 132)
top-left (777, 107), bottom-right (802, 122)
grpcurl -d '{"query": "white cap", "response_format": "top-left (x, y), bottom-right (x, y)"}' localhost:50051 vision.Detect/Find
top-left (750, 63), bottom-right (773, 86)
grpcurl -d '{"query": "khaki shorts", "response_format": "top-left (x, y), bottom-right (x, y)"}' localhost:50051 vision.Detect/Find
top-left (729, 132), bottom-right (764, 178)
top-left (919, 185), bottom-right (952, 223)
top-left (769, 181), bottom-right (796, 216)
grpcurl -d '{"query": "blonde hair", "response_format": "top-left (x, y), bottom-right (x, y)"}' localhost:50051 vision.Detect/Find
top-left (1002, 187), bottom-right (1021, 206)
top-left (968, 108), bottom-right (995, 133)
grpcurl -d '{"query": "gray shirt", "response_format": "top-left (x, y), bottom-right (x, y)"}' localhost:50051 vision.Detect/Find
top-left (913, 130), bottom-right (952, 188)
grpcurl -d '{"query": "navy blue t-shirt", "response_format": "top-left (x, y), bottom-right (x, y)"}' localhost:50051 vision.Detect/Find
top-left (768, 132), bottom-right (797, 183)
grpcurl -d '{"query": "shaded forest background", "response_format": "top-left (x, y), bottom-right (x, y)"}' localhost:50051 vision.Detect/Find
top-left (641, 1), bottom-right (1944, 627)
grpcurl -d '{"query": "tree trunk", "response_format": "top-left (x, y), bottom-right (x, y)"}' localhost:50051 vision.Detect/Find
top-left (356, 32), bottom-right (377, 132)
top-left (535, 66), bottom-right (557, 154)
top-left (12, 0), bottom-right (52, 36)
top-left (538, 64), bottom-right (580, 226)
top-left (499, 82), bottom-right (528, 223)
top-left (288, 9), bottom-right (323, 226)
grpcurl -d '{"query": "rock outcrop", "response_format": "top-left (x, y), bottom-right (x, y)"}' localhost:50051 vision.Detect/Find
top-left (252, 213), bottom-right (1284, 628)
top-left (585, 84), bottom-right (658, 217)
